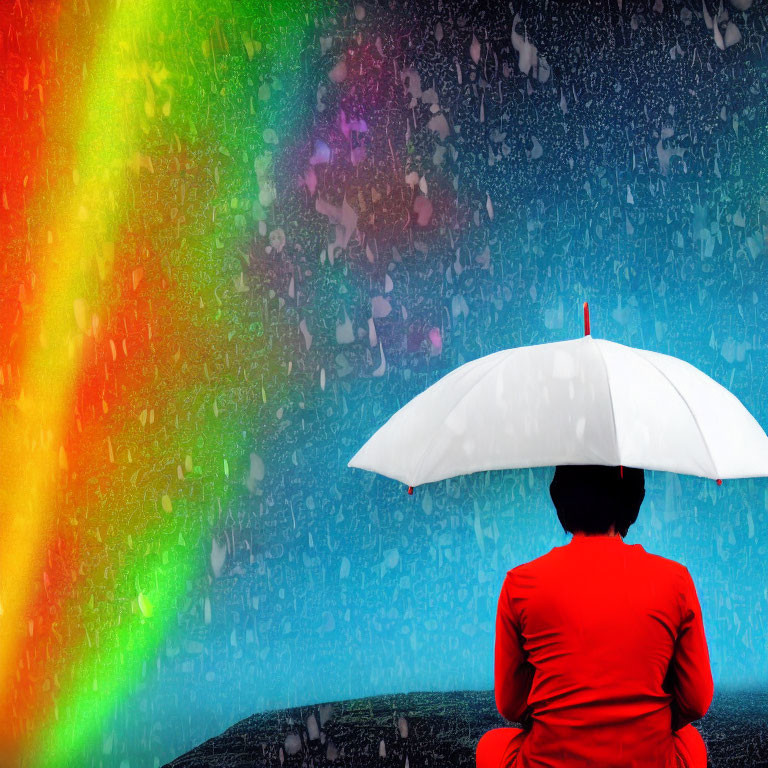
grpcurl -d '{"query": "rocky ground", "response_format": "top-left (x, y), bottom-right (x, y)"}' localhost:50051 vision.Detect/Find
top-left (163, 690), bottom-right (768, 768)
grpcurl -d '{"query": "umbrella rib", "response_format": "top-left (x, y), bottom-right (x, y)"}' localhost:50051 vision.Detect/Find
top-left (592, 340), bottom-right (621, 465)
top-left (626, 350), bottom-right (719, 479)
top-left (409, 349), bottom-right (512, 486)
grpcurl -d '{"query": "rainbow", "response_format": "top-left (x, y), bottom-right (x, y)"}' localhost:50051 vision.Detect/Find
top-left (0, 1), bottom-right (325, 763)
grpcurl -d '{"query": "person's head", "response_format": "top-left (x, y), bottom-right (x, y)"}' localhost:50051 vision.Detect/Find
top-left (549, 464), bottom-right (645, 538)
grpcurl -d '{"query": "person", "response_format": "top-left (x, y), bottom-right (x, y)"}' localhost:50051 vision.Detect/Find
top-left (476, 464), bottom-right (713, 768)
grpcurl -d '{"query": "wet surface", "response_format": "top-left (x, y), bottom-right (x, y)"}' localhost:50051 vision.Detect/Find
top-left (164, 689), bottom-right (768, 767)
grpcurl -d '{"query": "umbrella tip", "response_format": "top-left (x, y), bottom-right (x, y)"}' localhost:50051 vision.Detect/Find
top-left (408, 485), bottom-right (414, 494)
top-left (583, 302), bottom-right (590, 336)
top-left (716, 478), bottom-right (722, 485)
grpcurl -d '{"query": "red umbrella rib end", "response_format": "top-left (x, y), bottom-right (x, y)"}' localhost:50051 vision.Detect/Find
top-left (716, 479), bottom-right (722, 485)
top-left (408, 485), bottom-right (414, 494)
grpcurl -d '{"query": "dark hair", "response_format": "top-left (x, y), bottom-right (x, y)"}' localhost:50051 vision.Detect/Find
top-left (549, 464), bottom-right (645, 538)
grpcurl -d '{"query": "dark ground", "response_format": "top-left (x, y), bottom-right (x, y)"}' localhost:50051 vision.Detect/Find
top-left (163, 690), bottom-right (768, 768)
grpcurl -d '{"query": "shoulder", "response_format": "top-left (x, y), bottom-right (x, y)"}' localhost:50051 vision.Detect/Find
top-left (504, 545), bottom-right (566, 585)
top-left (631, 544), bottom-right (689, 579)
top-left (629, 546), bottom-right (694, 606)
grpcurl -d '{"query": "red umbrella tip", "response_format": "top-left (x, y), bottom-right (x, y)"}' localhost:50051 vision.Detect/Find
top-left (583, 302), bottom-right (590, 336)
top-left (408, 485), bottom-right (413, 494)
top-left (716, 478), bottom-right (722, 485)
top-left (619, 465), bottom-right (623, 478)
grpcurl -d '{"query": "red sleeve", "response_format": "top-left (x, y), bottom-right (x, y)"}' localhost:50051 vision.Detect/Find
top-left (494, 571), bottom-right (535, 724)
top-left (669, 567), bottom-right (714, 731)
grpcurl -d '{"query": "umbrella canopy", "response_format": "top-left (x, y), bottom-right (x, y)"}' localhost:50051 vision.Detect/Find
top-left (347, 318), bottom-right (768, 490)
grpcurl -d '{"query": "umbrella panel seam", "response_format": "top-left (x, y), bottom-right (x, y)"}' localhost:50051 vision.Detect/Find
top-left (621, 347), bottom-right (719, 479)
top-left (593, 339), bottom-right (622, 466)
top-left (409, 349), bottom-right (513, 486)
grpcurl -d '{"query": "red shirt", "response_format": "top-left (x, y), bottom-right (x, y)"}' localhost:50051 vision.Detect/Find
top-left (495, 533), bottom-right (714, 767)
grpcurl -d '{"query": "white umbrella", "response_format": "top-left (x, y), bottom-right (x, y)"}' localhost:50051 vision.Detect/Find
top-left (348, 303), bottom-right (768, 492)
